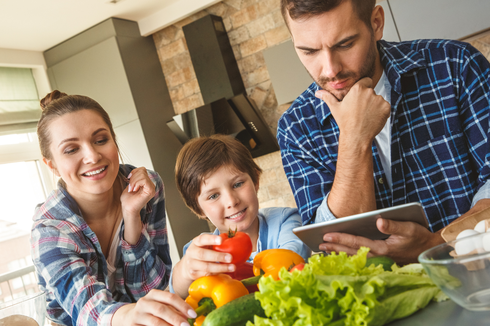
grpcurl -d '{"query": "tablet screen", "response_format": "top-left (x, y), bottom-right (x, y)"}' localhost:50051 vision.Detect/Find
top-left (292, 202), bottom-right (428, 251)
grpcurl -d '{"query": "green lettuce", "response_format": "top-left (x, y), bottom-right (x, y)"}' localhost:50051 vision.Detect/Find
top-left (248, 248), bottom-right (446, 326)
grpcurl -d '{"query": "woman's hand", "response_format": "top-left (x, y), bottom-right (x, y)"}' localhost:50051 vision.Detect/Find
top-left (112, 289), bottom-right (196, 326)
top-left (172, 234), bottom-right (236, 298)
top-left (120, 167), bottom-right (155, 244)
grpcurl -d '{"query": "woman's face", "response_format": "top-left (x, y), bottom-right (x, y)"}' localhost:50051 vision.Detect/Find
top-left (43, 109), bottom-right (120, 200)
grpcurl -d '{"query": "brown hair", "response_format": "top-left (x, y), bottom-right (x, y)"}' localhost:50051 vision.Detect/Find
top-left (281, 0), bottom-right (376, 29)
top-left (175, 134), bottom-right (262, 217)
top-left (37, 90), bottom-right (118, 160)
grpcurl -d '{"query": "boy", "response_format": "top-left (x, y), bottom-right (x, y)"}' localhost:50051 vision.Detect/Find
top-left (170, 134), bottom-right (310, 298)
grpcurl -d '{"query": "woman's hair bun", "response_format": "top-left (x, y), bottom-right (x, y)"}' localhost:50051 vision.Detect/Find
top-left (40, 90), bottom-right (68, 111)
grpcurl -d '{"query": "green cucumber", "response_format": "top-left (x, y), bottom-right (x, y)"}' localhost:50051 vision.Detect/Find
top-left (365, 256), bottom-right (396, 271)
top-left (202, 293), bottom-right (266, 326)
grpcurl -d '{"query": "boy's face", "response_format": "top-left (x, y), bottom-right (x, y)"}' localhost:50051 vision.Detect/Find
top-left (197, 165), bottom-right (260, 237)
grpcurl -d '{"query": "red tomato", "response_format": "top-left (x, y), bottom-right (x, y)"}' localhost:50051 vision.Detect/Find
top-left (290, 263), bottom-right (305, 272)
top-left (213, 230), bottom-right (253, 266)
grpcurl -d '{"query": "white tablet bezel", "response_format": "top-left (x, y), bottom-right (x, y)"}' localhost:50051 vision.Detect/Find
top-left (292, 202), bottom-right (429, 252)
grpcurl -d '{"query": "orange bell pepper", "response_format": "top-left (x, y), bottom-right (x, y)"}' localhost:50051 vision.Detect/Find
top-left (185, 274), bottom-right (249, 326)
top-left (253, 249), bottom-right (305, 280)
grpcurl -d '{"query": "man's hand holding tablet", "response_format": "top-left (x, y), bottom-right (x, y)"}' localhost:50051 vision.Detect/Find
top-left (293, 203), bottom-right (435, 264)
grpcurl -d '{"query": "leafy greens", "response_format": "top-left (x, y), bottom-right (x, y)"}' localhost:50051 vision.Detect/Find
top-left (249, 248), bottom-right (447, 326)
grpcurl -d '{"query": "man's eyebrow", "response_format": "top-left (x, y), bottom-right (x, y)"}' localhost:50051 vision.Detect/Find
top-left (295, 44), bottom-right (318, 52)
top-left (58, 128), bottom-right (108, 147)
top-left (295, 34), bottom-right (359, 52)
top-left (331, 34), bottom-right (359, 49)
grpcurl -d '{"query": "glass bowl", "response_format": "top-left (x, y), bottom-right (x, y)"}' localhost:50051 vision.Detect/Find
top-left (418, 232), bottom-right (490, 311)
top-left (0, 292), bottom-right (46, 325)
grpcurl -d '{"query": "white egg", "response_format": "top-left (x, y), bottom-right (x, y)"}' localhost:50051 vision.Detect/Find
top-left (474, 220), bottom-right (487, 233)
top-left (455, 238), bottom-right (476, 255)
top-left (483, 233), bottom-right (490, 252)
top-left (456, 229), bottom-right (479, 239)
top-left (473, 235), bottom-right (484, 251)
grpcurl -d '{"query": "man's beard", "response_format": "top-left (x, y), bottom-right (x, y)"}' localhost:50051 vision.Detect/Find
top-left (311, 37), bottom-right (377, 101)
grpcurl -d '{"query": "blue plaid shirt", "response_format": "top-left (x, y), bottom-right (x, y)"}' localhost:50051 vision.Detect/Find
top-left (277, 39), bottom-right (490, 232)
top-left (31, 165), bottom-right (171, 326)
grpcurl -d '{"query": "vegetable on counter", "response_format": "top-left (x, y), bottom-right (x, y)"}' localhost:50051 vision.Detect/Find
top-left (365, 256), bottom-right (395, 272)
top-left (186, 274), bottom-right (249, 326)
top-left (253, 249), bottom-right (305, 280)
top-left (289, 262), bottom-right (305, 272)
top-left (249, 247), bottom-right (447, 326)
top-left (226, 261), bottom-right (260, 293)
top-left (213, 228), bottom-right (253, 266)
top-left (202, 293), bottom-right (266, 326)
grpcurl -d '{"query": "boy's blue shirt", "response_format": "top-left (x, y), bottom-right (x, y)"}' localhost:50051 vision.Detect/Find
top-left (169, 207), bottom-right (311, 293)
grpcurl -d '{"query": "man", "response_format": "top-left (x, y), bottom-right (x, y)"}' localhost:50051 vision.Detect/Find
top-left (277, 0), bottom-right (490, 264)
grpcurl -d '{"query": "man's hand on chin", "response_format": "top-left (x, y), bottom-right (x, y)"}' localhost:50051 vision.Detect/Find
top-left (315, 77), bottom-right (391, 145)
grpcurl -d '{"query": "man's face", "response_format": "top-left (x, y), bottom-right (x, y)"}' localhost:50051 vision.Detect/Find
top-left (288, 0), bottom-right (383, 101)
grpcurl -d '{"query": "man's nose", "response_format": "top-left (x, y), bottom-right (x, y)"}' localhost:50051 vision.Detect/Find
top-left (321, 51), bottom-right (342, 79)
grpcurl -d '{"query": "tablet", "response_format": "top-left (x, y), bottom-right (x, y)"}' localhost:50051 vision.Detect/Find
top-left (292, 202), bottom-right (429, 251)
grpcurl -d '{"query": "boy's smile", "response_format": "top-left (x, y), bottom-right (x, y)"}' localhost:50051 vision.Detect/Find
top-left (226, 207), bottom-right (247, 221)
top-left (197, 165), bottom-right (259, 239)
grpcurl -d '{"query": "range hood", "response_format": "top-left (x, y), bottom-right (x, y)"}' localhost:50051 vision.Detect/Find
top-left (167, 14), bottom-right (279, 158)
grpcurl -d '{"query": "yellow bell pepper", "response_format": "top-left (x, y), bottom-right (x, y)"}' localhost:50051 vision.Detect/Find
top-left (253, 249), bottom-right (305, 280)
top-left (185, 274), bottom-right (249, 326)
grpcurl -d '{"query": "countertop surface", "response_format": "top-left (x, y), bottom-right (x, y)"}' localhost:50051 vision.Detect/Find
top-left (389, 300), bottom-right (490, 325)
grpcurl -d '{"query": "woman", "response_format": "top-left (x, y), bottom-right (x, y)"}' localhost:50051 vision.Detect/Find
top-left (31, 90), bottom-right (195, 326)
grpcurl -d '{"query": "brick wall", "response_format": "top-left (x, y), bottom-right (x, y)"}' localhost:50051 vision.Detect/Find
top-left (152, 0), bottom-right (296, 209)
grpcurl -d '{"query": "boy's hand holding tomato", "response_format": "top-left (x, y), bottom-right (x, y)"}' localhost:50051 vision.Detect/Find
top-left (172, 231), bottom-right (253, 299)
top-left (212, 228), bottom-right (253, 266)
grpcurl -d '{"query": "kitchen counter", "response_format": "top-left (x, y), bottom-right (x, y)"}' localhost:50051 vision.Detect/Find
top-left (389, 299), bottom-right (490, 325)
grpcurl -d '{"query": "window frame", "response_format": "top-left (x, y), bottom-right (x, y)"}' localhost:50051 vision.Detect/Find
top-left (0, 136), bottom-right (55, 196)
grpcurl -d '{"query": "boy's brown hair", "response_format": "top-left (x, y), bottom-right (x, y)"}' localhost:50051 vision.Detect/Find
top-left (175, 134), bottom-right (262, 217)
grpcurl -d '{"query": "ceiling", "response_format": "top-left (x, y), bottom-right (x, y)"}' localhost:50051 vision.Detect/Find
top-left (0, 0), bottom-right (186, 52)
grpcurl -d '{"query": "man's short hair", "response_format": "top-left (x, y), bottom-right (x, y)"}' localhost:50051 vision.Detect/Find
top-left (281, 0), bottom-right (376, 28)
top-left (175, 134), bottom-right (263, 217)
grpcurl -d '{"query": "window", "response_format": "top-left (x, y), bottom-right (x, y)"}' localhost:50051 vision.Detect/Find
top-left (0, 67), bottom-right (49, 306)
top-left (0, 133), bottom-right (33, 145)
top-left (0, 132), bottom-right (53, 303)
top-left (0, 161), bottom-right (47, 233)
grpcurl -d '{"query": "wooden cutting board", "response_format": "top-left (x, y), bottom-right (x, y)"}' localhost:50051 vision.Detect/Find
top-left (441, 206), bottom-right (490, 242)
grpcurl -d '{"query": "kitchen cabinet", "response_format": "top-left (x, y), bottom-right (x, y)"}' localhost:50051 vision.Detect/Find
top-left (389, 0), bottom-right (490, 41)
top-left (44, 18), bottom-right (210, 258)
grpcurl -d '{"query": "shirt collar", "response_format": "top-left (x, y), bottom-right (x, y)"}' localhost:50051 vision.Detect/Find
top-left (378, 40), bottom-right (427, 93)
top-left (316, 40), bottom-right (427, 125)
